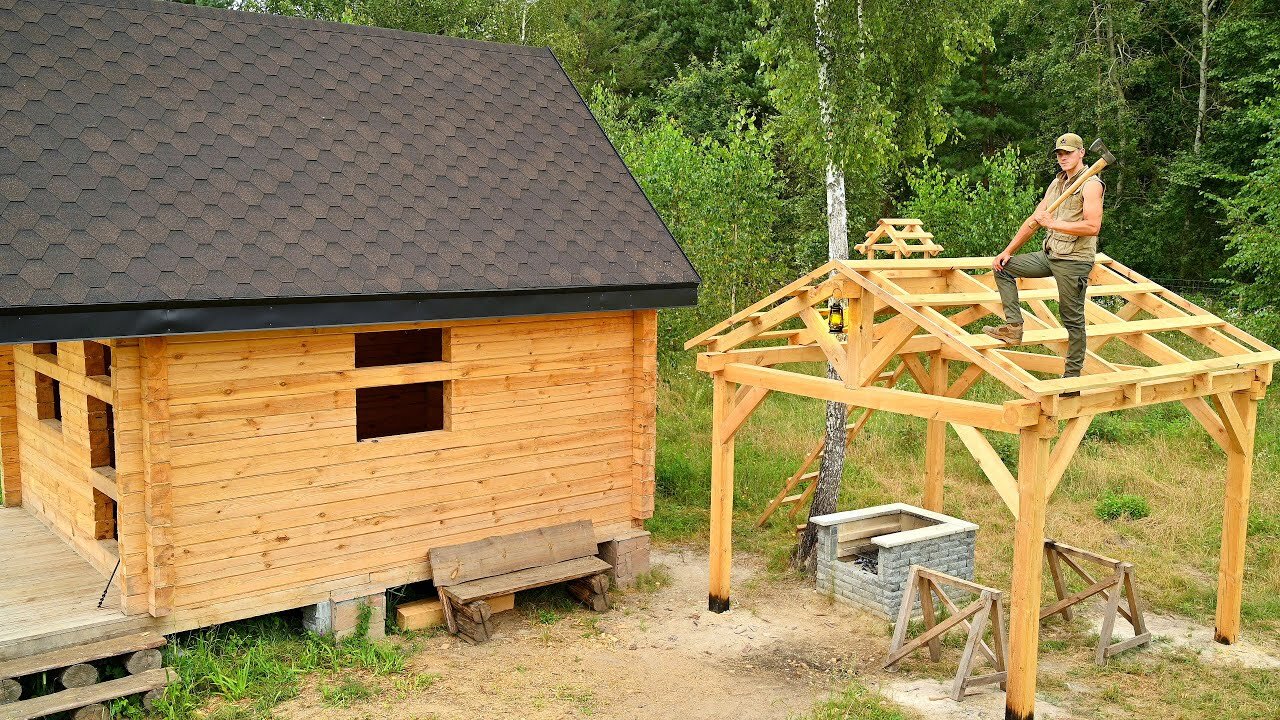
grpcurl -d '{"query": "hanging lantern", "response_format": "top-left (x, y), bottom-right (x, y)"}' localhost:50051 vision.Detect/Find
top-left (828, 299), bottom-right (845, 334)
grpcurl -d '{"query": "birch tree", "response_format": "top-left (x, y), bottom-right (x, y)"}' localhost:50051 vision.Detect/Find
top-left (757, 0), bottom-right (1001, 571)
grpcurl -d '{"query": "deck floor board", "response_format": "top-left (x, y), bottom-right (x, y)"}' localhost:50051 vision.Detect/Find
top-left (0, 508), bottom-right (153, 661)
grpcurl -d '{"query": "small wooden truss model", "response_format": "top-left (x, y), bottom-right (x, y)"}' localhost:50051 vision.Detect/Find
top-left (686, 253), bottom-right (1275, 720)
top-left (855, 218), bottom-right (943, 259)
top-left (885, 566), bottom-right (1007, 701)
top-left (1041, 539), bottom-right (1151, 665)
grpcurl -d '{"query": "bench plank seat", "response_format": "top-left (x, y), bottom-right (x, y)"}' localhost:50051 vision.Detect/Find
top-left (445, 556), bottom-right (611, 605)
top-left (429, 521), bottom-right (613, 643)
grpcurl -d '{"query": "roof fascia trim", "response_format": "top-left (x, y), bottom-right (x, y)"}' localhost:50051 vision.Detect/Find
top-left (0, 284), bottom-right (697, 343)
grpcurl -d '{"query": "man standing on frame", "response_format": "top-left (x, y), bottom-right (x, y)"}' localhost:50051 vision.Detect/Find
top-left (983, 132), bottom-right (1104, 391)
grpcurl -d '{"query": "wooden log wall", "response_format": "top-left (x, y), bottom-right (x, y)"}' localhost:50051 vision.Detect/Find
top-left (10, 343), bottom-right (128, 581)
top-left (155, 310), bottom-right (650, 628)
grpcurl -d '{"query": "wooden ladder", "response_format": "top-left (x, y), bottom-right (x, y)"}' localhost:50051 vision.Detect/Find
top-left (756, 363), bottom-right (907, 528)
top-left (0, 632), bottom-right (171, 720)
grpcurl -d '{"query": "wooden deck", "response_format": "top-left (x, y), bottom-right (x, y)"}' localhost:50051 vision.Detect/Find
top-left (0, 508), bottom-right (153, 661)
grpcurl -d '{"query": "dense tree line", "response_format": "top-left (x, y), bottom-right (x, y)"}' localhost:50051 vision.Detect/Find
top-left (179, 0), bottom-right (1280, 347)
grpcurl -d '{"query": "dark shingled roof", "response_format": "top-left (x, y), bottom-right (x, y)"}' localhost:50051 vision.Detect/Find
top-left (0, 0), bottom-right (698, 342)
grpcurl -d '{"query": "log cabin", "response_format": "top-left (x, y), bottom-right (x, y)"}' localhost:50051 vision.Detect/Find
top-left (0, 0), bottom-right (698, 658)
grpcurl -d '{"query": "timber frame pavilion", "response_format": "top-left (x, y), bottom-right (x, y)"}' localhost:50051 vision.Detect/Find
top-left (686, 252), bottom-right (1276, 720)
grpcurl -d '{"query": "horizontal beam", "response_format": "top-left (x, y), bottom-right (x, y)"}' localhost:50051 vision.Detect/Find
top-left (1045, 367), bottom-right (1261, 418)
top-left (904, 283), bottom-right (1162, 307)
top-left (835, 254), bottom-right (1115, 272)
top-left (1032, 353), bottom-right (1280, 395)
top-left (966, 315), bottom-right (1229, 352)
top-left (697, 345), bottom-right (827, 372)
top-left (719, 363), bottom-right (1031, 433)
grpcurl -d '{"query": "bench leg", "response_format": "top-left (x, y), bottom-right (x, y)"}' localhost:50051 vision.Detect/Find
top-left (452, 599), bottom-right (494, 644)
top-left (440, 590), bottom-right (459, 635)
top-left (569, 573), bottom-right (610, 612)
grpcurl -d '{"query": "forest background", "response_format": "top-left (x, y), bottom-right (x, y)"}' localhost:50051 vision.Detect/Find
top-left (187, 0), bottom-right (1280, 357)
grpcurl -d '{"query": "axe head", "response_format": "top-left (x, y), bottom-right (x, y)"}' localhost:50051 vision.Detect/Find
top-left (1089, 138), bottom-right (1116, 165)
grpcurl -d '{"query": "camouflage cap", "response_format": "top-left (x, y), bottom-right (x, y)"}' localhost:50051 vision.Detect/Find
top-left (1054, 132), bottom-right (1085, 153)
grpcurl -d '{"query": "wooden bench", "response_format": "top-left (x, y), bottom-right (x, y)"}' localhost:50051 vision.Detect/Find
top-left (429, 521), bottom-right (612, 643)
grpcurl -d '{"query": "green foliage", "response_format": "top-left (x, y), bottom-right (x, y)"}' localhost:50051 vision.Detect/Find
top-left (1223, 97), bottom-right (1280, 312)
top-left (1095, 491), bottom-right (1152, 522)
top-left (593, 88), bottom-right (795, 351)
top-left (901, 147), bottom-right (1042, 257)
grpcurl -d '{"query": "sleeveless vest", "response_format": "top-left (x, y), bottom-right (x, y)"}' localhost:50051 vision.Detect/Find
top-left (1042, 168), bottom-right (1103, 262)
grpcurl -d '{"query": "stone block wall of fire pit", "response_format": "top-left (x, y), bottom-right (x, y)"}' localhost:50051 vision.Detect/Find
top-left (812, 503), bottom-right (977, 617)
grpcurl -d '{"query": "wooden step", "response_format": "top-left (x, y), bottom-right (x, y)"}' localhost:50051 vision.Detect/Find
top-left (0, 633), bottom-right (166, 681)
top-left (798, 471), bottom-right (819, 481)
top-left (0, 667), bottom-right (172, 720)
top-left (781, 493), bottom-right (806, 504)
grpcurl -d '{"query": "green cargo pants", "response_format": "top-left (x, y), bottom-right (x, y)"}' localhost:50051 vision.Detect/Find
top-left (994, 251), bottom-right (1093, 377)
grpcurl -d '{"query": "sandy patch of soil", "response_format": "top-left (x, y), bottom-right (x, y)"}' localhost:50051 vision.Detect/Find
top-left (270, 545), bottom-right (1277, 720)
top-left (274, 547), bottom-right (889, 720)
top-left (1093, 610), bottom-right (1280, 669)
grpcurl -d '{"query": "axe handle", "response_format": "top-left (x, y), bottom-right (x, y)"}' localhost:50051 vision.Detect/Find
top-left (1045, 158), bottom-right (1109, 214)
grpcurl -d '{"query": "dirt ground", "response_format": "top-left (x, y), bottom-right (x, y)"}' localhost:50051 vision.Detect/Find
top-left (272, 546), bottom-right (1280, 720)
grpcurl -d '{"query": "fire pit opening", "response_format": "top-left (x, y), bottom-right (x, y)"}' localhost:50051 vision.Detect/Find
top-left (813, 503), bottom-right (977, 617)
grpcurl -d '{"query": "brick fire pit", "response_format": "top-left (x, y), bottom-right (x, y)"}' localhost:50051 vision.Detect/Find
top-left (813, 503), bottom-right (977, 617)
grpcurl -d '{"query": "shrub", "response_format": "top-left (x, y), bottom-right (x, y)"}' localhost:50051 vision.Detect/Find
top-left (1095, 491), bottom-right (1151, 521)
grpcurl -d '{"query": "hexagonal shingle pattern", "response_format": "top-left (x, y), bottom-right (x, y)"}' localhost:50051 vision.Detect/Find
top-left (0, 0), bottom-right (699, 312)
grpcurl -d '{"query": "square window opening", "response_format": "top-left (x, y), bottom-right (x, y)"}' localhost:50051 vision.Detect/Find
top-left (93, 488), bottom-right (117, 542)
top-left (32, 342), bottom-right (56, 356)
top-left (35, 372), bottom-right (62, 427)
top-left (355, 328), bottom-right (445, 368)
top-left (85, 341), bottom-right (112, 377)
top-left (357, 382), bottom-right (447, 440)
top-left (88, 396), bottom-right (116, 470)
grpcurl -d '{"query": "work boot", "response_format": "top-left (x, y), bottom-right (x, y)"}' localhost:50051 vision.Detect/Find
top-left (1061, 373), bottom-right (1080, 398)
top-left (981, 323), bottom-right (1023, 345)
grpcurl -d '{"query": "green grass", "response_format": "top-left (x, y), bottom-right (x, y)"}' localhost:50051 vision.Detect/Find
top-left (793, 684), bottom-right (910, 720)
top-left (146, 614), bottom-right (410, 720)
top-left (1095, 491), bottom-right (1152, 521)
top-left (320, 678), bottom-right (374, 707)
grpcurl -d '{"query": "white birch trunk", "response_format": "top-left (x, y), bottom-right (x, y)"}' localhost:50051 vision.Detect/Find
top-left (1195, 0), bottom-right (1212, 153)
top-left (795, 0), bottom-right (852, 572)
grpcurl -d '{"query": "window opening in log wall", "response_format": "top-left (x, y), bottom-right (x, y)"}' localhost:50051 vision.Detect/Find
top-left (85, 341), bottom-right (112, 377)
top-left (93, 488), bottom-right (117, 541)
top-left (32, 342), bottom-right (56, 356)
top-left (355, 328), bottom-right (445, 367)
top-left (35, 371), bottom-right (62, 430)
top-left (88, 396), bottom-right (116, 469)
top-left (356, 382), bottom-right (446, 440)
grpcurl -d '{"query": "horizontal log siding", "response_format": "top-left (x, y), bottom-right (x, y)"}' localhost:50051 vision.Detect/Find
top-left (12, 344), bottom-right (119, 577)
top-left (163, 312), bottom-right (645, 616)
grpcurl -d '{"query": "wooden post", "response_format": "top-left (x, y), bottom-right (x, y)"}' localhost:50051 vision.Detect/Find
top-left (0, 346), bottom-right (20, 507)
top-left (139, 338), bottom-right (174, 617)
top-left (1006, 424), bottom-right (1051, 720)
top-left (924, 352), bottom-right (947, 511)
top-left (1214, 390), bottom-right (1258, 644)
top-left (708, 372), bottom-right (735, 612)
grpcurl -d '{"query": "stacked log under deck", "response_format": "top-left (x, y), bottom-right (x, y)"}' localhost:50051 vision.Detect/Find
top-left (0, 310), bottom-right (657, 652)
top-left (686, 255), bottom-right (1274, 720)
